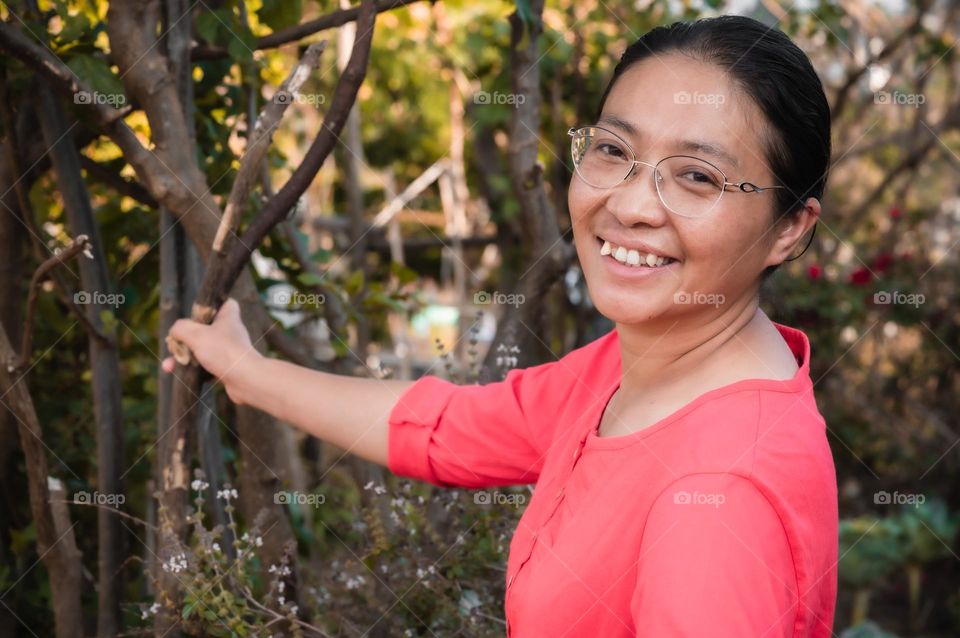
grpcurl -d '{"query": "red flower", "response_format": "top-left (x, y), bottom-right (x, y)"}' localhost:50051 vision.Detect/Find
top-left (871, 252), bottom-right (894, 274)
top-left (889, 206), bottom-right (902, 219)
top-left (807, 265), bottom-right (822, 280)
top-left (849, 266), bottom-right (872, 286)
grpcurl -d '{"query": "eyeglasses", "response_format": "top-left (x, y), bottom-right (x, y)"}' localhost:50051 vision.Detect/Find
top-left (568, 126), bottom-right (786, 218)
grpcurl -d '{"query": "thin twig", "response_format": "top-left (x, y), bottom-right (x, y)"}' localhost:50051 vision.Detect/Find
top-left (17, 235), bottom-right (93, 369)
top-left (215, 41), bottom-right (327, 253)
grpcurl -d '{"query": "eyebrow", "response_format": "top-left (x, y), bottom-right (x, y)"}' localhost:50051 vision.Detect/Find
top-left (595, 114), bottom-right (741, 169)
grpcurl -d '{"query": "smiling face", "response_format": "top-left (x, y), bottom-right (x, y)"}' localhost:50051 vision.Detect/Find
top-left (569, 53), bottom-right (789, 325)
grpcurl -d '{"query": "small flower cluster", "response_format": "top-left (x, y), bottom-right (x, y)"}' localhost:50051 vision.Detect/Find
top-left (140, 601), bottom-right (161, 619)
top-left (161, 553), bottom-right (188, 574)
top-left (363, 480), bottom-right (387, 495)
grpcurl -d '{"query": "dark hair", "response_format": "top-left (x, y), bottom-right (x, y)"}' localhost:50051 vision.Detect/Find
top-left (596, 15), bottom-right (830, 277)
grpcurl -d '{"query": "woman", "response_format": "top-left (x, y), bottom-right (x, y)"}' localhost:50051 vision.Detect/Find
top-left (163, 14), bottom-right (838, 637)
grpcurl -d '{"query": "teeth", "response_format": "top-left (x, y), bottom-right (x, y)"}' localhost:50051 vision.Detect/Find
top-left (599, 238), bottom-right (674, 268)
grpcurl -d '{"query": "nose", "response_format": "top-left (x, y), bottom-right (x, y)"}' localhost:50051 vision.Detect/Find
top-left (602, 160), bottom-right (670, 228)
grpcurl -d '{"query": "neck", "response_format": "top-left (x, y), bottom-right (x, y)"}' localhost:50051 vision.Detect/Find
top-left (615, 293), bottom-right (763, 396)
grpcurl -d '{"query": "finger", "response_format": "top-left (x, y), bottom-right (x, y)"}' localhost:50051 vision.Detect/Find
top-left (161, 356), bottom-right (174, 373)
top-left (169, 317), bottom-right (202, 342)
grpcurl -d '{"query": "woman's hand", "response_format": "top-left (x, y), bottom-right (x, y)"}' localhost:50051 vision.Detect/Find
top-left (161, 297), bottom-right (262, 405)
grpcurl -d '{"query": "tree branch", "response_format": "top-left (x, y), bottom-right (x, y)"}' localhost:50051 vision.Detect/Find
top-left (191, 0), bottom-right (422, 59)
top-left (215, 41), bottom-right (327, 253)
top-left (15, 235), bottom-right (93, 370)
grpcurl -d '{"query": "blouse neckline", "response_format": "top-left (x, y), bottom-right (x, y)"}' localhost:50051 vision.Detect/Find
top-left (582, 321), bottom-right (813, 451)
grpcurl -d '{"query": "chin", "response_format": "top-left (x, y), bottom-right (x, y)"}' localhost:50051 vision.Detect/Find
top-left (584, 276), bottom-right (674, 324)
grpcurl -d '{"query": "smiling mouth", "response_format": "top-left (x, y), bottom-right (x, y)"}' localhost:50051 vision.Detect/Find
top-left (596, 236), bottom-right (679, 268)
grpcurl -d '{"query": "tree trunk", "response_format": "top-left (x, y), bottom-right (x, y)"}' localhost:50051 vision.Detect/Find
top-left (37, 83), bottom-right (125, 638)
top-left (0, 324), bottom-right (83, 638)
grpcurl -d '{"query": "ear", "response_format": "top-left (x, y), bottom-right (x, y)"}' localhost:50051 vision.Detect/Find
top-left (763, 197), bottom-right (821, 268)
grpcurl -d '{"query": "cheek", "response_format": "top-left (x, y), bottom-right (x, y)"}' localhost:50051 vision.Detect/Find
top-left (567, 180), bottom-right (593, 224)
top-left (682, 210), bottom-right (771, 277)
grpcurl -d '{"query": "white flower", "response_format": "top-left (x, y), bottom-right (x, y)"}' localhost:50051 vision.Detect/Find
top-left (212, 543), bottom-right (221, 553)
top-left (141, 601), bottom-right (161, 619)
top-left (191, 479), bottom-right (209, 492)
top-left (255, 536), bottom-right (263, 547)
top-left (161, 554), bottom-right (187, 574)
top-left (363, 481), bottom-right (387, 495)
top-left (344, 575), bottom-right (366, 590)
top-left (217, 487), bottom-right (238, 501)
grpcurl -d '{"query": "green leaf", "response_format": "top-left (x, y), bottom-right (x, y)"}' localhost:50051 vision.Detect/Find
top-left (515, 0), bottom-right (533, 27)
top-left (344, 269), bottom-right (365, 296)
top-left (58, 11), bottom-right (92, 43)
top-left (258, 0), bottom-right (302, 31)
top-left (390, 261), bottom-right (419, 286)
top-left (227, 36), bottom-right (255, 66)
top-left (195, 10), bottom-right (223, 44)
top-left (66, 55), bottom-right (127, 106)
top-left (297, 272), bottom-right (326, 288)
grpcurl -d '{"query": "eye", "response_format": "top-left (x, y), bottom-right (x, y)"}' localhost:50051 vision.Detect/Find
top-left (591, 140), bottom-right (629, 161)
top-left (679, 168), bottom-right (721, 187)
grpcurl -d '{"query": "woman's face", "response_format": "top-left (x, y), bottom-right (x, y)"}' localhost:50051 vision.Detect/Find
top-left (569, 53), bottom-right (788, 325)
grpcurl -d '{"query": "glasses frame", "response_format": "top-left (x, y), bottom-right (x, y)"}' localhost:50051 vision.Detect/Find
top-left (567, 125), bottom-right (787, 217)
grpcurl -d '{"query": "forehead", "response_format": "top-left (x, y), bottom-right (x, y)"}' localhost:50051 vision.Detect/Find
top-left (601, 54), bottom-right (768, 172)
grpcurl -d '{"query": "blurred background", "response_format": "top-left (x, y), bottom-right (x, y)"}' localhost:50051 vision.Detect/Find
top-left (0, 0), bottom-right (958, 636)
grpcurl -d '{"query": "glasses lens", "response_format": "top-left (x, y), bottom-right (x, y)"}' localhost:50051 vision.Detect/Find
top-left (656, 156), bottom-right (725, 217)
top-left (571, 127), bottom-right (634, 189)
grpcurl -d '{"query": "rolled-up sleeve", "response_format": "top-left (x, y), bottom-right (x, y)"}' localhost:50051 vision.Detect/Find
top-left (387, 361), bottom-right (570, 489)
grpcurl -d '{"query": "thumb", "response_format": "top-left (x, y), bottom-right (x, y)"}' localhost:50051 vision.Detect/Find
top-left (214, 297), bottom-right (241, 326)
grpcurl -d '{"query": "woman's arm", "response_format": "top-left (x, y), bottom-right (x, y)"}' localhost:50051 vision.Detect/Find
top-left (161, 297), bottom-right (413, 467)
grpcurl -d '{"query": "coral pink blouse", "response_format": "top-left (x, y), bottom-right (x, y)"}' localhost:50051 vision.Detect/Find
top-left (388, 322), bottom-right (838, 637)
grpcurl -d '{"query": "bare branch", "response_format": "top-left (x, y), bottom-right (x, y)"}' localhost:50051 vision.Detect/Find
top-left (0, 21), bottom-right (161, 180)
top-left (16, 235), bottom-right (93, 370)
top-left (177, 0), bottom-right (377, 340)
top-left (191, 0), bottom-right (422, 59)
top-left (216, 41), bottom-right (327, 253)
